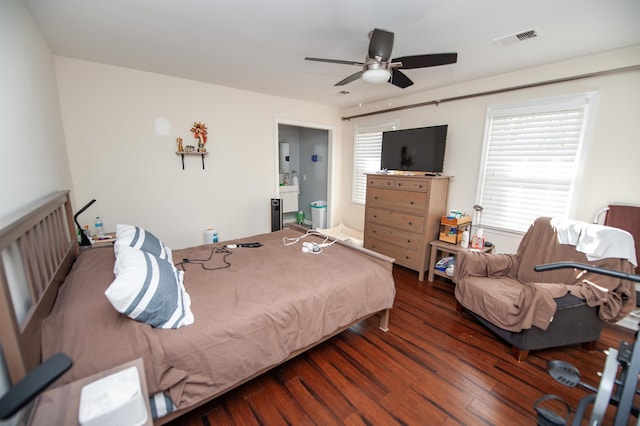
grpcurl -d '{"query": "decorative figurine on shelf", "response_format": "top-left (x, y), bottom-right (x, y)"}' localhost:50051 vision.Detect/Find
top-left (177, 137), bottom-right (184, 152)
top-left (191, 121), bottom-right (208, 152)
top-left (185, 145), bottom-right (195, 153)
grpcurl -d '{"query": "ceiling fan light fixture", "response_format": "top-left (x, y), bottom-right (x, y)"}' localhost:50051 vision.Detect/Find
top-left (362, 68), bottom-right (391, 84)
top-left (307, 28), bottom-right (458, 88)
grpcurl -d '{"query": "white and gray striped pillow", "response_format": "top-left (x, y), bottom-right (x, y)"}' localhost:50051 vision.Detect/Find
top-left (106, 246), bottom-right (194, 329)
top-left (115, 224), bottom-right (172, 262)
top-left (149, 392), bottom-right (176, 419)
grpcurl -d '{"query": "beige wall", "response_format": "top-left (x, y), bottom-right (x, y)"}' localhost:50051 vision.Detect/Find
top-left (336, 45), bottom-right (640, 253)
top-left (55, 57), bottom-right (341, 249)
top-left (0, 1), bottom-right (73, 219)
top-left (57, 45), bottom-right (640, 253)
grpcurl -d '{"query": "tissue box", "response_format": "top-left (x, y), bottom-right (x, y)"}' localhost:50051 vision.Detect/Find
top-left (78, 366), bottom-right (148, 426)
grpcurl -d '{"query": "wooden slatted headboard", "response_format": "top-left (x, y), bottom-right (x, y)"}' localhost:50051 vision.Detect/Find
top-left (0, 190), bottom-right (77, 385)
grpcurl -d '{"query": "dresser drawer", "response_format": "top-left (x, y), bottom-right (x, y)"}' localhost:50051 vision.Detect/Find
top-left (366, 187), bottom-right (427, 214)
top-left (367, 176), bottom-right (430, 192)
top-left (395, 178), bottom-right (430, 192)
top-left (364, 224), bottom-right (423, 251)
top-left (367, 176), bottom-right (397, 189)
top-left (365, 207), bottom-right (425, 234)
top-left (364, 238), bottom-right (422, 271)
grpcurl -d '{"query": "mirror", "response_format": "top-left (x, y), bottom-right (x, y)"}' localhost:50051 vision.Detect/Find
top-left (279, 142), bottom-right (290, 173)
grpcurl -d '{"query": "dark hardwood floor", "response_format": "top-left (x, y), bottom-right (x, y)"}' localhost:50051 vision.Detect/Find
top-left (168, 265), bottom-right (637, 425)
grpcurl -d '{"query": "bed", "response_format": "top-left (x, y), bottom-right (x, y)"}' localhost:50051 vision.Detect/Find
top-left (0, 191), bottom-right (396, 424)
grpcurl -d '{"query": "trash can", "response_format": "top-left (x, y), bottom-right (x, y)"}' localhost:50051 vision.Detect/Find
top-left (309, 200), bottom-right (327, 229)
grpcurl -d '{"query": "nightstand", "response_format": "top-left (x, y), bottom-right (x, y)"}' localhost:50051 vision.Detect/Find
top-left (29, 358), bottom-right (152, 426)
top-left (81, 232), bottom-right (116, 250)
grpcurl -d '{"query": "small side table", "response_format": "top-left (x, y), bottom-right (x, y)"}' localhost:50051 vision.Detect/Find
top-left (30, 358), bottom-right (152, 426)
top-left (81, 232), bottom-right (116, 250)
top-left (428, 240), bottom-right (495, 282)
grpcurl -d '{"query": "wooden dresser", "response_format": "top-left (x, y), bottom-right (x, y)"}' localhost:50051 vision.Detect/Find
top-left (363, 174), bottom-right (450, 281)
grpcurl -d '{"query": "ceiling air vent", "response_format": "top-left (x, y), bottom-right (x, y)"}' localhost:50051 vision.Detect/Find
top-left (493, 27), bottom-right (541, 47)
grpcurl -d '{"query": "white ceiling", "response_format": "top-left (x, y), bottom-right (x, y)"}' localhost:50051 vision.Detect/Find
top-left (24, 0), bottom-right (640, 109)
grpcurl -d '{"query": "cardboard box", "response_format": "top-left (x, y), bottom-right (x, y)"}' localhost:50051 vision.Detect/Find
top-left (439, 216), bottom-right (471, 244)
top-left (440, 216), bottom-right (471, 227)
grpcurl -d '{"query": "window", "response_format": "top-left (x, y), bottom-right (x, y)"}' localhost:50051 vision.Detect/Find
top-left (476, 93), bottom-right (595, 233)
top-left (352, 121), bottom-right (398, 204)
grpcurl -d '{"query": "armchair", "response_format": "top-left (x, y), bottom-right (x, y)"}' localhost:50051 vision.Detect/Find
top-left (453, 217), bottom-right (637, 361)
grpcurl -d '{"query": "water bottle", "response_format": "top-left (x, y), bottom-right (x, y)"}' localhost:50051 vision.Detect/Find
top-left (94, 216), bottom-right (104, 237)
top-left (460, 227), bottom-right (470, 249)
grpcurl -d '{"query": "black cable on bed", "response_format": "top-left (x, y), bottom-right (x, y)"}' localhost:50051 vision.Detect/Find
top-left (175, 246), bottom-right (232, 271)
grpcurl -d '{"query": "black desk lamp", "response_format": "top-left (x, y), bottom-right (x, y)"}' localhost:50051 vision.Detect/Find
top-left (73, 199), bottom-right (96, 246)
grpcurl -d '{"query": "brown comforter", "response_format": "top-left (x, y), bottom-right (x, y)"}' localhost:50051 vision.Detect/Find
top-left (42, 229), bottom-right (395, 411)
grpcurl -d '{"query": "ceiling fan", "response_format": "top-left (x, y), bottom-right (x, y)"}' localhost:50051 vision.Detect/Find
top-left (305, 28), bottom-right (457, 88)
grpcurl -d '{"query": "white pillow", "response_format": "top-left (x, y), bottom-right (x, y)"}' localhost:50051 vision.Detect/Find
top-left (106, 246), bottom-right (194, 329)
top-left (115, 224), bottom-right (172, 261)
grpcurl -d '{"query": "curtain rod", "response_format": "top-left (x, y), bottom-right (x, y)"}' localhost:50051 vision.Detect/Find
top-left (341, 64), bottom-right (640, 121)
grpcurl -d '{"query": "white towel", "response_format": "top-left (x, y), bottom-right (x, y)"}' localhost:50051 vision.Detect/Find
top-left (292, 175), bottom-right (300, 195)
top-left (577, 224), bottom-right (637, 266)
top-left (552, 218), bottom-right (637, 266)
top-left (551, 218), bottom-right (585, 245)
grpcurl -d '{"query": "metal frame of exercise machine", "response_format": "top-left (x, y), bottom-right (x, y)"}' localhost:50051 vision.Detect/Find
top-left (534, 262), bottom-right (640, 426)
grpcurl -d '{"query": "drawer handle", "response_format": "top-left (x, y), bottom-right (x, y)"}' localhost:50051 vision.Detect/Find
top-left (407, 239), bottom-right (411, 243)
top-left (373, 214), bottom-right (377, 218)
top-left (409, 201), bottom-right (414, 205)
top-left (419, 184), bottom-right (423, 188)
top-left (375, 196), bottom-right (379, 200)
top-left (372, 230), bottom-right (376, 233)
top-left (398, 183), bottom-right (402, 187)
top-left (387, 182), bottom-right (392, 185)
top-left (405, 256), bottom-right (410, 260)
top-left (408, 221), bottom-right (412, 225)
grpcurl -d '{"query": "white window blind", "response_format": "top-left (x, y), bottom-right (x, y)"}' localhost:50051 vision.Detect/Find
top-left (352, 122), bottom-right (398, 204)
top-left (476, 93), bottom-right (594, 233)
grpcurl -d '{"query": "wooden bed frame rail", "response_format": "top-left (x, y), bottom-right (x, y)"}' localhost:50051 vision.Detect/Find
top-left (0, 190), bottom-right (77, 385)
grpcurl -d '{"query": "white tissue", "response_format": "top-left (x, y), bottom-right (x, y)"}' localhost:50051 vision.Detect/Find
top-left (79, 366), bottom-right (148, 426)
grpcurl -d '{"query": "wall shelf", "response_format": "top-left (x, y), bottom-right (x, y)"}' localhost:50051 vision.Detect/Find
top-left (176, 151), bottom-right (208, 170)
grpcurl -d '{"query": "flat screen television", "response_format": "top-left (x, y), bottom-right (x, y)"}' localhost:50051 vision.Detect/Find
top-left (380, 125), bottom-right (448, 173)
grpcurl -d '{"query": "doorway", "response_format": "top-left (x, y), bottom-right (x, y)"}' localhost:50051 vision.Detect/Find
top-left (276, 120), bottom-right (332, 228)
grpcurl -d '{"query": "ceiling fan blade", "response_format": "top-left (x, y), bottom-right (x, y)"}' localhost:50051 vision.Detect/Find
top-left (390, 69), bottom-right (413, 89)
top-left (393, 53), bottom-right (458, 69)
top-left (335, 71), bottom-right (364, 86)
top-left (305, 57), bottom-right (364, 67)
top-left (368, 28), bottom-right (394, 61)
